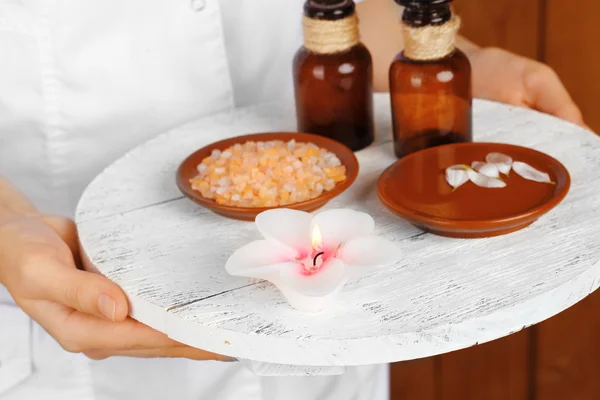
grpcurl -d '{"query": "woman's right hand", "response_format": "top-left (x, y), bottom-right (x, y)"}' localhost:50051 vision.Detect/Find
top-left (0, 210), bottom-right (230, 361)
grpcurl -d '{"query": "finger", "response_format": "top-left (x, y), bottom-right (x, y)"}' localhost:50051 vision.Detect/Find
top-left (84, 347), bottom-right (234, 362)
top-left (524, 65), bottom-right (586, 127)
top-left (27, 299), bottom-right (184, 352)
top-left (553, 103), bottom-right (585, 128)
top-left (29, 255), bottom-right (128, 321)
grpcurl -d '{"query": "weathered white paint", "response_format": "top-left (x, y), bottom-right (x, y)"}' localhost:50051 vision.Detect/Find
top-left (76, 94), bottom-right (600, 374)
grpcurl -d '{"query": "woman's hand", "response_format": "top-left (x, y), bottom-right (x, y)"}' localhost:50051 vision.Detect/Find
top-left (0, 205), bottom-right (229, 361)
top-left (460, 40), bottom-right (589, 129)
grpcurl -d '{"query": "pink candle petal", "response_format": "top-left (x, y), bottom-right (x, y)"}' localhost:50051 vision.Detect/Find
top-left (310, 209), bottom-right (375, 250)
top-left (225, 240), bottom-right (298, 279)
top-left (279, 258), bottom-right (347, 297)
top-left (256, 209), bottom-right (312, 254)
top-left (338, 236), bottom-right (401, 268)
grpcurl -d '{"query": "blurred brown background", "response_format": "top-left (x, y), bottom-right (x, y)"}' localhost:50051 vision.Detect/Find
top-left (390, 1), bottom-right (600, 399)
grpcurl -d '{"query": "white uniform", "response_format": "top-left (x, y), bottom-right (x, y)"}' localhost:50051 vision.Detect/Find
top-left (0, 1), bottom-right (388, 399)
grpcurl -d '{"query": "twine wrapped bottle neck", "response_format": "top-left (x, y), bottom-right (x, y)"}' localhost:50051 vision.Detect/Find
top-left (402, 16), bottom-right (461, 61)
top-left (302, 13), bottom-right (360, 54)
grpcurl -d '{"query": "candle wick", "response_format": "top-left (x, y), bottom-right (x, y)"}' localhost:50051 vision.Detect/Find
top-left (313, 251), bottom-right (325, 266)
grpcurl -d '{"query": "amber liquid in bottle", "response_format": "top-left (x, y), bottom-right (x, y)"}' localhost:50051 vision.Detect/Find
top-left (293, 0), bottom-right (374, 151)
top-left (389, 0), bottom-right (472, 158)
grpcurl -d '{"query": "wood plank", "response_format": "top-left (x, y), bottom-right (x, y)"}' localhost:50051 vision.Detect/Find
top-left (390, 358), bottom-right (437, 400)
top-left (453, 0), bottom-right (541, 58)
top-left (544, 0), bottom-right (600, 130)
top-left (535, 289), bottom-right (600, 400)
top-left (438, 330), bottom-right (531, 400)
top-left (536, 3), bottom-right (600, 396)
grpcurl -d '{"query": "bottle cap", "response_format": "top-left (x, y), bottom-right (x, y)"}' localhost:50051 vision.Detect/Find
top-left (395, 0), bottom-right (451, 6)
top-left (304, 0), bottom-right (355, 21)
top-left (396, 0), bottom-right (452, 27)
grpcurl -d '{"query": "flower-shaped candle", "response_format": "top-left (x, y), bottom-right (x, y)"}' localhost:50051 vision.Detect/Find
top-left (225, 209), bottom-right (401, 313)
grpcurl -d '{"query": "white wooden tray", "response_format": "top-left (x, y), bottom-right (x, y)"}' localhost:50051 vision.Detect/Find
top-left (76, 95), bottom-right (600, 375)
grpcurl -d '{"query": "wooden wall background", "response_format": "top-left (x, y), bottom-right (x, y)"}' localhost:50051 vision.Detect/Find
top-left (390, 1), bottom-right (600, 399)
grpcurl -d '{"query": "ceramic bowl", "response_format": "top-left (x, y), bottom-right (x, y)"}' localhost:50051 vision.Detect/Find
top-left (177, 132), bottom-right (359, 221)
top-left (377, 142), bottom-right (570, 238)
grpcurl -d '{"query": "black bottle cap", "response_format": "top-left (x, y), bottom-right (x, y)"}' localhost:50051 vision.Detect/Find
top-left (304, 0), bottom-right (355, 21)
top-left (395, 0), bottom-right (452, 27)
top-left (395, 0), bottom-right (451, 6)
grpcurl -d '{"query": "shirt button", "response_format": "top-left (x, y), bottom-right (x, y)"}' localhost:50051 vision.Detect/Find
top-left (191, 0), bottom-right (206, 11)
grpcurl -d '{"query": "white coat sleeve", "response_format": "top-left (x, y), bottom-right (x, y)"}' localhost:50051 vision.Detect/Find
top-left (0, 2), bottom-right (36, 393)
top-left (0, 297), bottom-right (33, 394)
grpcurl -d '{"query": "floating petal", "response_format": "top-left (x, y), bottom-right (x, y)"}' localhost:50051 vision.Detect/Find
top-left (485, 152), bottom-right (513, 175)
top-left (467, 168), bottom-right (507, 188)
top-left (256, 209), bottom-right (312, 254)
top-left (471, 161), bottom-right (500, 178)
top-left (279, 258), bottom-right (347, 297)
top-left (225, 240), bottom-right (298, 279)
top-left (338, 236), bottom-right (401, 268)
top-left (512, 161), bottom-right (554, 184)
top-left (445, 165), bottom-right (469, 190)
top-left (310, 209), bottom-right (375, 250)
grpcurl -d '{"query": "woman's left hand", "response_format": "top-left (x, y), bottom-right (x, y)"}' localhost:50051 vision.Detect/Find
top-left (461, 42), bottom-right (589, 130)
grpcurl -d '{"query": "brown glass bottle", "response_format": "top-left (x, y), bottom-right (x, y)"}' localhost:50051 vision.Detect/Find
top-left (293, 0), bottom-right (374, 152)
top-left (389, 0), bottom-right (472, 158)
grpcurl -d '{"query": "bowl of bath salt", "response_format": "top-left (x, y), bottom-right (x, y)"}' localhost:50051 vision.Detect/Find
top-left (176, 132), bottom-right (359, 221)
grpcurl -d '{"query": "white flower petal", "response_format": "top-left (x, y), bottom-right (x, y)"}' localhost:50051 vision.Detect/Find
top-left (279, 258), bottom-right (347, 297)
top-left (338, 236), bottom-right (401, 268)
top-left (467, 168), bottom-right (507, 188)
top-left (471, 161), bottom-right (500, 178)
top-left (255, 209), bottom-right (312, 254)
top-left (512, 161), bottom-right (554, 184)
top-left (310, 209), bottom-right (375, 250)
top-left (225, 240), bottom-right (298, 278)
top-left (485, 152), bottom-right (513, 176)
top-left (445, 165), bottom-right (469, 190)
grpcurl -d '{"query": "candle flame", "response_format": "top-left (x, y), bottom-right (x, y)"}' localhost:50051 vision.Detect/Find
top-left (312, 225), bottom-right (323, 250)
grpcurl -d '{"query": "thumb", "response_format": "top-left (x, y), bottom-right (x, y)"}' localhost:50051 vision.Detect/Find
top-left (34, 256), bottom-right (129, 322)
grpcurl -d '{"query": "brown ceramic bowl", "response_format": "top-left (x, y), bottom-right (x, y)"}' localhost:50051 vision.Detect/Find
top-left (177, 132), bottom-right (359, 221)
top-left (377, 142), bottom-right (570, 238)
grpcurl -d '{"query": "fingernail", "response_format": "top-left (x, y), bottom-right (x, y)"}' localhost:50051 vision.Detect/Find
top-left (98, 294), bottom-right (116, 321)
top-left (221, 357), bottom-right (238, 362)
